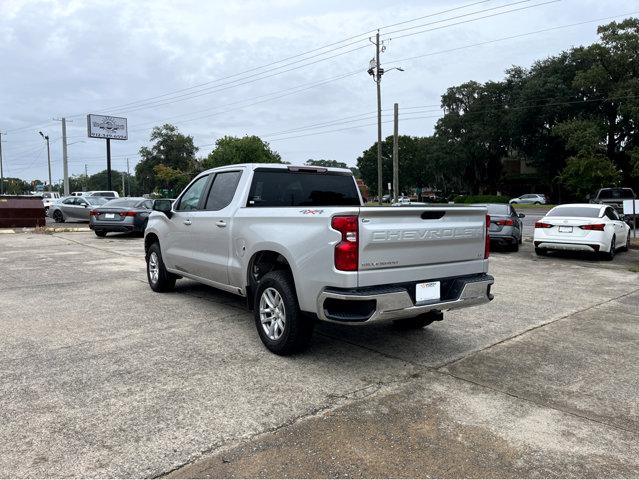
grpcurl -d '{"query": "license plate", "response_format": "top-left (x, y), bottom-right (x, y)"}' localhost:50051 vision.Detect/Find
top-left (558, 226), bottom-right (573, 233)
top-left (416, 281), bottom-right (440, 304)
top-left (105, 213), bottom-right (115, 219)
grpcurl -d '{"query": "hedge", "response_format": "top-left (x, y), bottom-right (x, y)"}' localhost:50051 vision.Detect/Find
top-left (452, 195), bottom-right (510, 204)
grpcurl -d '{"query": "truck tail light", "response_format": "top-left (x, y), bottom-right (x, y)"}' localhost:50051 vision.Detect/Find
top-left (485, 214), bottom-right (490, 259)
top-left (535, 222), bottom-right (553, 229)
top-left (495, 219), bottom-right (514, 226)
top-left (579, 223), bottom-right (605, 231)
top-left (332, 215), bottom-right (358, 271)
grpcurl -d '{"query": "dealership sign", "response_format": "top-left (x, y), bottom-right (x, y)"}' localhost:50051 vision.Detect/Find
top-left (87, 114), bottom-right (128, 140)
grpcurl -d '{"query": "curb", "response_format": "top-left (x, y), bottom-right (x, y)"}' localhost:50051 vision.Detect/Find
top-left (0, 227), bottom-right (91, 234)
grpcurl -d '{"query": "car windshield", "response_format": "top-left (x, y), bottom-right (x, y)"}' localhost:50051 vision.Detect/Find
top-left (547, 206), bottom-right (600, 218)
top-left (103, 199), bottom-right (141, 207)
top-left (86, 197), bottom-right (109, 205)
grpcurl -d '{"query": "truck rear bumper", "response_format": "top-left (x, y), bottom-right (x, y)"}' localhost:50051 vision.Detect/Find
top-left (316, 273), bottom-right (494, 324)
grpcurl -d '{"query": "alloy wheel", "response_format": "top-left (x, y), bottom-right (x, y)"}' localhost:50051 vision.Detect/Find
top-left (259, 287), bottom-right (286, 340)
top-left (148, 252), bottom-right (160, 284)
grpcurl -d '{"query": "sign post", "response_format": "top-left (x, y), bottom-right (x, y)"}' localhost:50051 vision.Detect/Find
top-left (87, 114), bottom-right (127, 191)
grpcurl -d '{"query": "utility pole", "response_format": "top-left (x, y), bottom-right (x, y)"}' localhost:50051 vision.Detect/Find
top-left (392, 103), bottom-right (399, 204)
top-left (39, 131), bottom-right (52, 192)
top-left (374, 31), bottom-right (383, 205)
top-left (121, 170), bottom-right (125, 197)
top-left (0, 131), bottom-right (5, 196)
top-left (84, 164), bottom-right (88, 191)
top-left (126, 158), bottom-right (131, 196)
top-left (54, 117), bottom-right (72, 196)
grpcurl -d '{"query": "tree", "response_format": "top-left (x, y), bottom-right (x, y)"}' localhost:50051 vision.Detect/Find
top-left (1, 177), bottom-right (29, 195)
top-left (203, 135), bottom-right (281, 169)
top-left (560, 153), bottom-right (621, 198)
top-left (136, 124), bottom-right (199, 194)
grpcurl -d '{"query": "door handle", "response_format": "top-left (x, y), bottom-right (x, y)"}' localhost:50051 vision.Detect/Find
top-left (183, 219), bottom-right (192, 226)
top-left (215, 220), bottom-right (227, 228)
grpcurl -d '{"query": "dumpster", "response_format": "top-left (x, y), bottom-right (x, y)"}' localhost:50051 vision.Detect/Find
top-left (0, 196), bottom-right (46, 228)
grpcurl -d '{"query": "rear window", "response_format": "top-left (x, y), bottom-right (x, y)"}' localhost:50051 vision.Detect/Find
top-left (598, 188), bottom-right (634, 199)
top-left (103, 199), bottom-right (139, 207)
top-left (547, 206), bottom-right (601, 218)
top-left (86, 197), bottom-right (108, 205)
top-left (486, 204), bottom-right (509, 215)
top-left (247, 170), bottom-right (360, 207)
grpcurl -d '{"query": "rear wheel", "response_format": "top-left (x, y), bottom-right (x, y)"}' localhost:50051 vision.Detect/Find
top-left (254, 270), bottom-right (314, 355)
top-left (94, 230), bottom-right (107, 238)
top-left (534, 201), bottom-right (541, 205)
top-left (146, 243), bottom-right (176, 292)
top-left (620, 233), bottom-right (631, 252)
top-left (52, 210), bottom-right (64, 223)
top-left (602, 236), bottom-right (616, 261)
top-left (511, 241), bottom-right (520, 252)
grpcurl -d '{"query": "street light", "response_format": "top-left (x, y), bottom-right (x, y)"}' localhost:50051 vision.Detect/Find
top-left (39, 131), bottom-right (52, 192)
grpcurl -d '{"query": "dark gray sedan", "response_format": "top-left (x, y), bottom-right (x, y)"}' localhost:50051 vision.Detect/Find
top-left (89, 197), bottom-right (154, 237)
top-left (474, 203), bottom-right (525, 251)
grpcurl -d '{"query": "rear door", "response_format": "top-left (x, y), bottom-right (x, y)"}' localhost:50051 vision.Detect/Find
top-left (357, 206), bottom-right (487, 286)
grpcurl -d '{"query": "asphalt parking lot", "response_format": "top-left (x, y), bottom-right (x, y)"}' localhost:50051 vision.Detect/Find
top-left (1, 231), bottom-right (639, 477)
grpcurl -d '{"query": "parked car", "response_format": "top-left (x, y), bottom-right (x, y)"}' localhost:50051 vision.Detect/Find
top-left (533, 203), bottom-right (630, 260)
top-left (474, 204), bottom-right (524, 251)
top-left (588, 187), bottom-right (635, 212)
top-left (89, 197), bottom-right (154, 237)
top-left (71, 191), bottom-right (88, 196)
top-left (38, 191), bottom-right (61, 213)
top-left (48, 196), bottom-right (109, 222)
top-left (509, 193), bottom-right (547, 205)
top-left (86, 190), bottom-right (120, 199)
top-left (392, 201), bottom-right (428, 207)
top-left (144, 164), bottom-right (494, 355)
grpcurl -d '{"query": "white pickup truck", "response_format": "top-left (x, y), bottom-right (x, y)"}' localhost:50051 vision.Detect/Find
top-left (144, 164), bottom-right (494, 355)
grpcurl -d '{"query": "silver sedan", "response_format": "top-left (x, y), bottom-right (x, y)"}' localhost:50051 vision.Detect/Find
top-left (48, 196), bottom-right (108, 222)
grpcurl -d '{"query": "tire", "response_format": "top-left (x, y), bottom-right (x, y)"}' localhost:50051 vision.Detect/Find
top-left (146, 242), bottom-right (176, 292)
top-left (535, 247), bottom-right (547, 256)
top-left (94, 230), bottom-right (107, 238)
top-left (620, 233), bottom-right (631, 252)
top-left (393, 311), bottom-right (442, 329)
top-left (534, 201), bottom-right (541, 205)
top-left (52, 210), bottom-right (64, 223)
top-left (519, 234), bottom-right (523, 245)
top-left (602, 236), bottom-right (616, 261)
top-left (254, 270), bottom-right (314, 355)
top-left (511, 241), bottom-right (520, 252)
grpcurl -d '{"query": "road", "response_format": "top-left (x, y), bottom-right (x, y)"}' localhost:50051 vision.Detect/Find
top-left (0, 231), bottom-right (638, 477)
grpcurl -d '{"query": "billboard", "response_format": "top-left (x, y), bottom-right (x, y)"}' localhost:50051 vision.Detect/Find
top-left (87, 114), bottom-right (128, 140)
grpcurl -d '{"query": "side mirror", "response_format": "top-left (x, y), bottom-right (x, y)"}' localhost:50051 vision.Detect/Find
top-left (153, 199), bottom-right (173, 218)
top-left (518, 213), bottom-right (525, 218)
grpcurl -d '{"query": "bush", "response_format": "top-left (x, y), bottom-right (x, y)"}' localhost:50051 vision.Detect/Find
top-left (452, 195), bottom-right (510, 204)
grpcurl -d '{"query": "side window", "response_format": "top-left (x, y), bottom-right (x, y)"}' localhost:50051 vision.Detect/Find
top-left (205, 171), bottom-right (242, 211)
top-left (605, 208), bottom-right (616, 220)
top-left (78, 199), bottom-right (88, 206)
top-left (176, 175), bottom-right (209, 211)
top-left (62, 198), bottom-right (75, 205)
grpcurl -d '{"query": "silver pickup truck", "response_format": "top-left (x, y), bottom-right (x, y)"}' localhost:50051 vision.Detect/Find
top-left (144, 164), bottom-right (494, 355)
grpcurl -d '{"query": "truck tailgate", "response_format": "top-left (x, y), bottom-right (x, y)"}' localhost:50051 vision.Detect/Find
top-left (358, 206), bottom-right (488, 286)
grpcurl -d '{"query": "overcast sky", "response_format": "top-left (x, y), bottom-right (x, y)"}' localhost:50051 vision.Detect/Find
top-left (1, 0), bottom-right (638, 183)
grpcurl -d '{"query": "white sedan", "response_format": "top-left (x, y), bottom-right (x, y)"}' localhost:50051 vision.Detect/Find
top-left (534, 203), bottom-right (631, 260)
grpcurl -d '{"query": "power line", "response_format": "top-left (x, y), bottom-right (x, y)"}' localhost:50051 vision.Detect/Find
top-left (75, 1), bottom-right (546, 117)
top-left (65, 0), bottom-right (495, 116)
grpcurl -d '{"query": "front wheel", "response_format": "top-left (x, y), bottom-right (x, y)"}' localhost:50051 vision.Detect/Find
top-left (535, 247), bottom-right (547, 256)
top-left (52, 210), bottom-right (64, 223)
top-left (146, 243), bottom-right (176, 292)
top-left (254, 270), bottom-right (314, 355)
